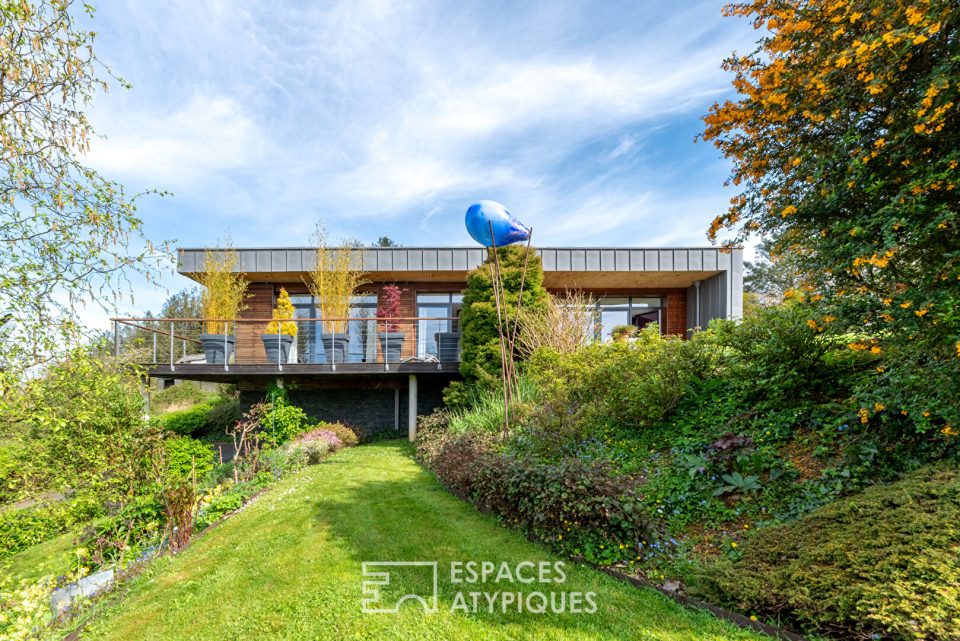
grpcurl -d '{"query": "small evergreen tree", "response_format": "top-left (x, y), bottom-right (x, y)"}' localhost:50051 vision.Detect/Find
top-left (459, 246), bottom-right (548, 387)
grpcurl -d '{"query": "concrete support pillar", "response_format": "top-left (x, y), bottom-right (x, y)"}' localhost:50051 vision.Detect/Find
top-left (408, 374), bottom-right (418, 442)
top-left (394, 387), bottom-right (400, 432)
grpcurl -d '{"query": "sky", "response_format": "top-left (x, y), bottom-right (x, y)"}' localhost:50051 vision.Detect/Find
top-left (78, 0), bottom-right (760, 323)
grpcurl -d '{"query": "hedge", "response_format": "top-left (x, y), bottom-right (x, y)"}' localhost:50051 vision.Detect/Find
top-left (158, 402), bottom-right (215, 437)
top-left (415, 417), bottom-right (661, 566)
top-left (0, 496), bottom-right (103, 557)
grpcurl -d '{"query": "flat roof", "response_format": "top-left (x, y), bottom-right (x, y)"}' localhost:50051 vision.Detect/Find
top-left (178, 246), bottom-right (741, 276)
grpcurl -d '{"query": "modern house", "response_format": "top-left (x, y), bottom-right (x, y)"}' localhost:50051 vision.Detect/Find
top-left (116, 246), bottom-right (743, 439)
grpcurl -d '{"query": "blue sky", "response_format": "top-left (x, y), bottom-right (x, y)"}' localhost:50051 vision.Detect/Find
top-left (79, 0), bottom-right (758, 321)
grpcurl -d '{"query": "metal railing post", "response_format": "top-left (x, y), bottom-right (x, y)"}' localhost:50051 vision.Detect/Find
top-left (224, 323), bottom-right (229, 372)
top-left (169, 321), bottom-right (175, 372)
top-left (277, 319), bottom-right (282, 372)
top-left (113, 320), bottom-right (119, 357)
top-left (436, 320), bottom-right (442, 370)
top-left (329, 331), bottom-right (335, 371)
top-left (153, 332), bottom-right (157, 364)
top-left (384, 325), bottom-right (389, 371)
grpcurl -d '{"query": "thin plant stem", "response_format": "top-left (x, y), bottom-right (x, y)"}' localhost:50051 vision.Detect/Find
top-left (506, 229), bottom-right (533, 400)
top-left (487, 222), bottom-right (511, 438)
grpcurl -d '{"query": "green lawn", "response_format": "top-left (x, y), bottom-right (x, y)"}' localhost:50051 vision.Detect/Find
top-left (73, 442), bottom-right (765, 641)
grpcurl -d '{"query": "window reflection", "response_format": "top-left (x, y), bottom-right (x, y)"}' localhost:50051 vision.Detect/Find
top-left (595, 296), bottom-right (662, 341)
top-left (416, 292), bottom-right (462, 361)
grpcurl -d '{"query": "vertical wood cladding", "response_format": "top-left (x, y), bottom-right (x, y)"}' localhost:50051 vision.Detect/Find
top-left (236, 282), bottom-right (274, 364)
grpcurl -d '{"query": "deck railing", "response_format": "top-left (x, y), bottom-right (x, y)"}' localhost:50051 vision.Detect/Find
top-left (110, 316), bottom-right (461, 372)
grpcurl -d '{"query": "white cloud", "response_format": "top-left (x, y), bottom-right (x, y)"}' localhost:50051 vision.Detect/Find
top-left (86, 94), bottom-right (266, 188)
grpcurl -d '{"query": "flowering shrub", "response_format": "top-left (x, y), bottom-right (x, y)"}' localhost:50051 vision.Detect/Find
top-left (319, 422), bottom-right (359, 447)
top-left (702, 0), bottom-right (960, 430)
top-left (297, 428), bottom-right (342, 452)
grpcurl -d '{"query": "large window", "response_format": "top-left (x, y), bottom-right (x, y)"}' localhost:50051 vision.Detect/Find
top-left (595, 296), bottom-right (662, 341)
top-left (416, 292), bottom-right (462, 360)
top-left (289, 293), bottom-right (377, 363)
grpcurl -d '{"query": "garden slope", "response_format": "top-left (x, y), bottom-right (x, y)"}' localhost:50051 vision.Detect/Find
top-left (76, 442), bottom-right (763, 641)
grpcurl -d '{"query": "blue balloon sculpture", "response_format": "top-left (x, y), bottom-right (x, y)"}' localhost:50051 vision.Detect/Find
top-left (465, 200), bottom-right (530, 247)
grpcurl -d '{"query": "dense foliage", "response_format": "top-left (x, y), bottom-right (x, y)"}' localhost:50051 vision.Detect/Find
top-left (163, 437), bottom-right (216, 482)
top-left (158, 402), bottom-right (216, 437)
top-left (458, 245), bottom-right (548, 387)
top-left (702, 0), bottom-right (960, 428)
top-left (155, 391), bottom-right (241, 439)
top-left (526, 326), bottom-right (712, 442)
top-left (694, 465), bottom-right (960, 641)
top-left (416, 419), bottom-right (661, 566)
top-left (0, 352), bottom-right (158, 506)
top-left (258, 387), bottom-right (311, 447)
top-left (1, 360), bottom-right (358, 636)
top-left (0, 495), bottom-right (103, 557)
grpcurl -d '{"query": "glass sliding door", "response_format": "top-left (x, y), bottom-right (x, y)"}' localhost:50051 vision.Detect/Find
top-left (289, 292), bottom-right (376, 363)
top-left (416, 293), bottom-right (462, 361)
top-left (291, 294), bottom-right (319, 363)
top-left (346, 294), bottom-right (377, 363)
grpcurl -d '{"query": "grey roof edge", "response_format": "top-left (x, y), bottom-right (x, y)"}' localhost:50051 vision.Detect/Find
top-left (178, 246), bottom-right (742, 275)
top-left (177, 245), bottom-right (743, 252)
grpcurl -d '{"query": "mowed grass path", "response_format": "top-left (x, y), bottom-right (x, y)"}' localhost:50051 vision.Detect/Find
top-left (77, 442), bottom-right (764, 641)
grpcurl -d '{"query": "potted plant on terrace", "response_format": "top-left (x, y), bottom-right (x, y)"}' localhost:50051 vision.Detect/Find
top-left (610, 324), bottom-right (637, 342)
top-left (435, 313), bottom-right (461, 362)
top-left (376, 284), bottom-right (407, 362)
top-left (262, 287), bottom-right (297, 363)
top-left (305, 227), bottom-right (368, 364)
top-left (198, 244), bottom-right (248, 364)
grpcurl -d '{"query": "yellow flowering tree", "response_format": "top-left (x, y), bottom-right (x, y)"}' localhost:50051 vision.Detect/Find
top-left (702, 1), bottom-right (959, 427)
